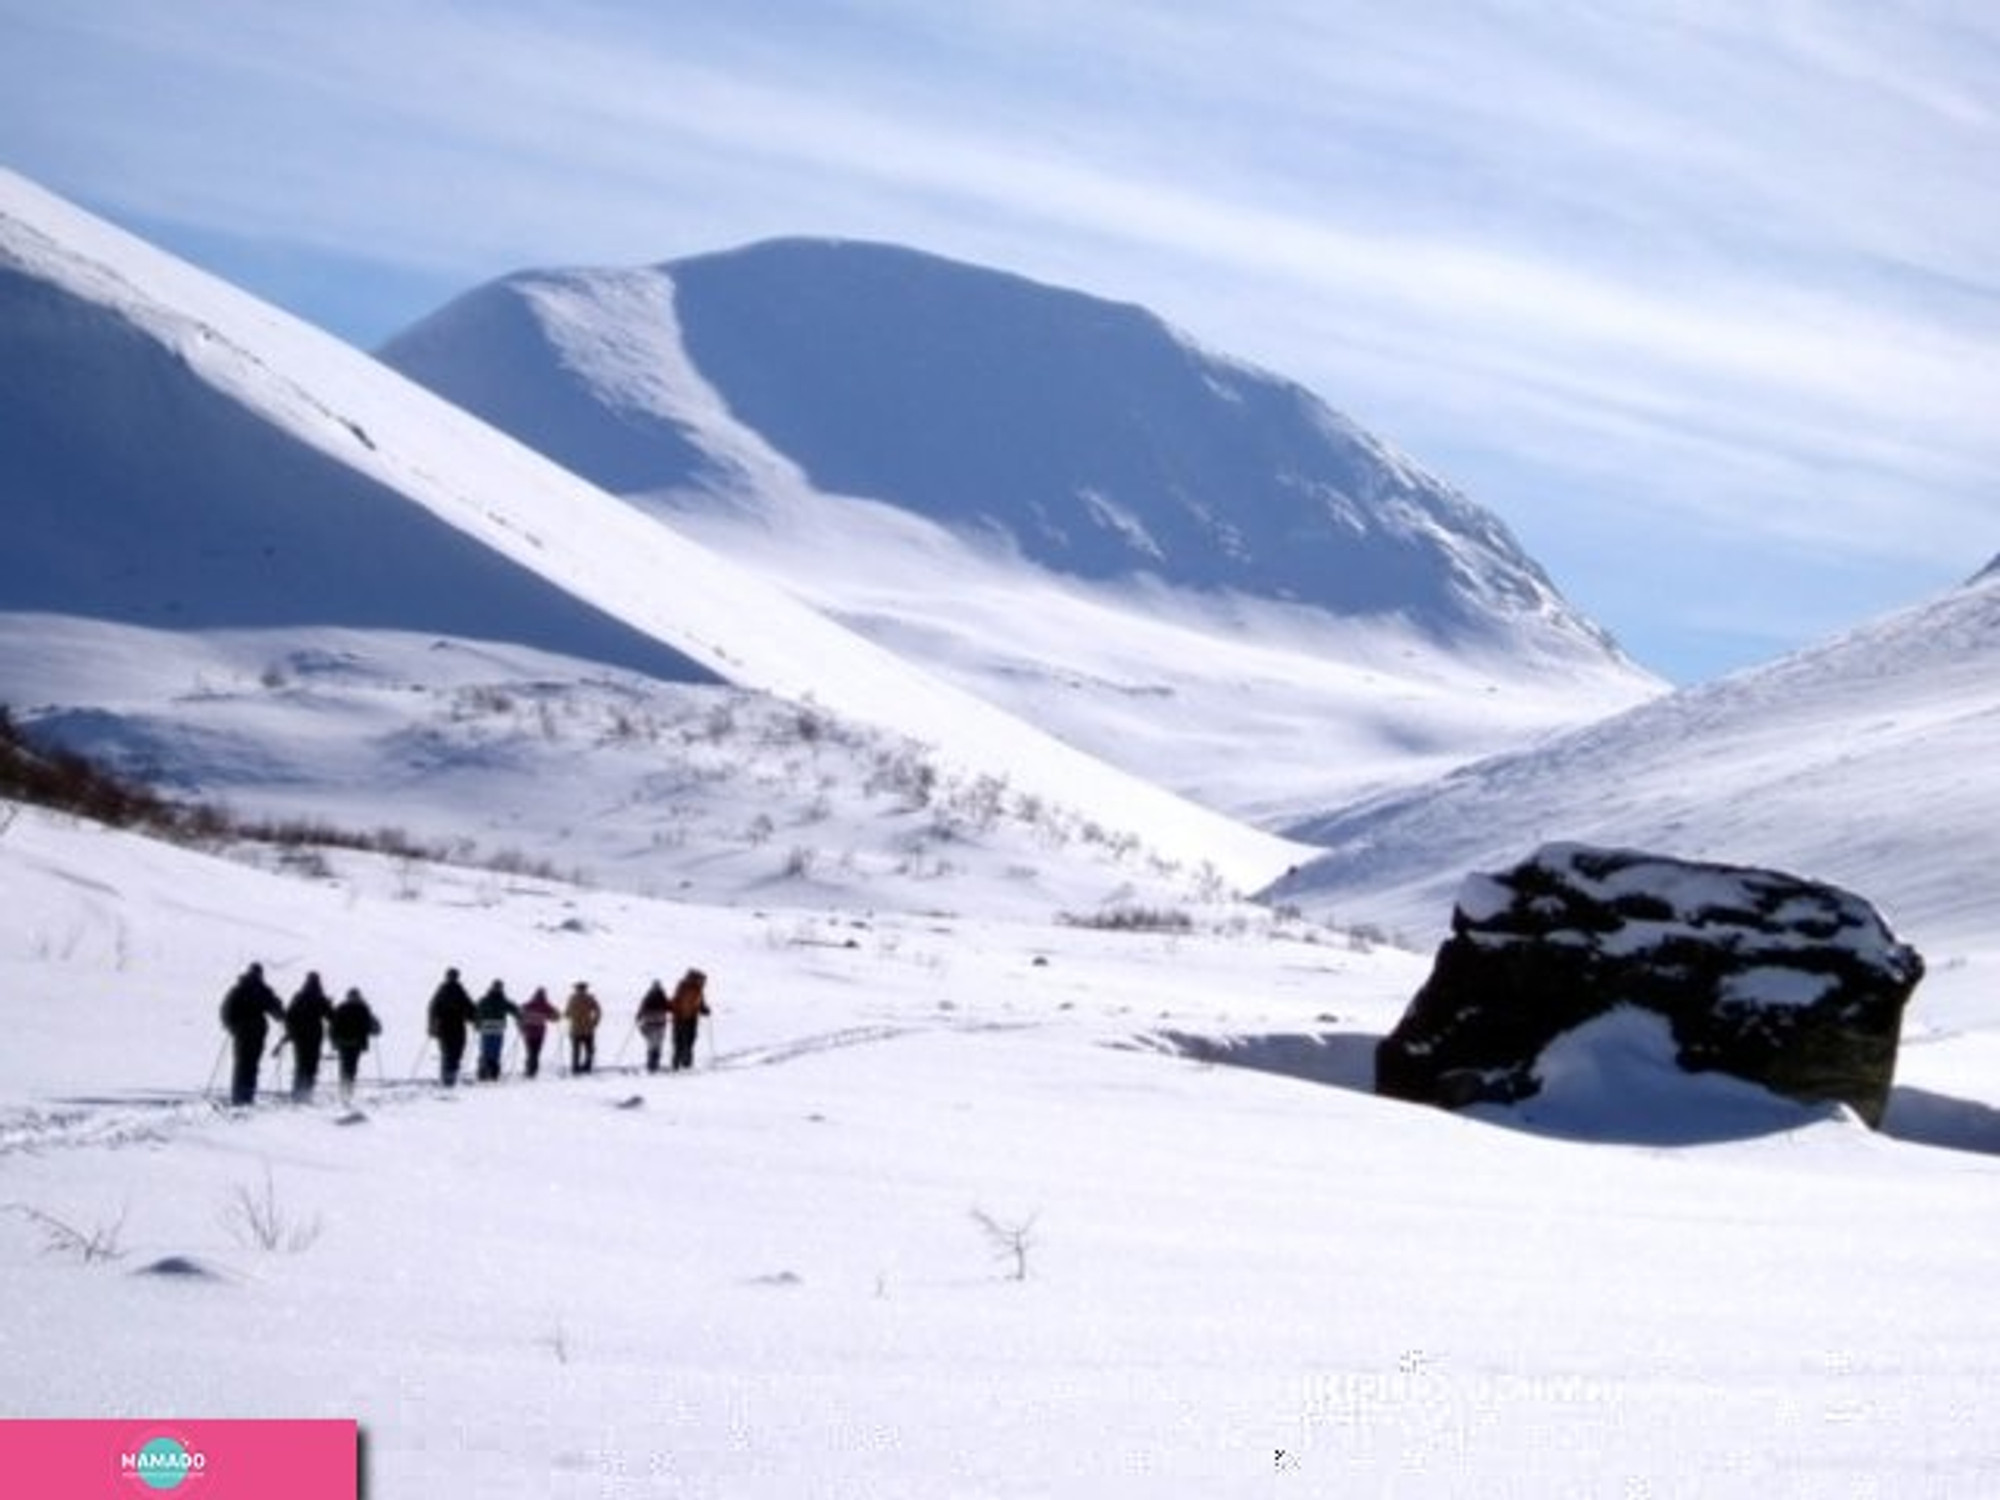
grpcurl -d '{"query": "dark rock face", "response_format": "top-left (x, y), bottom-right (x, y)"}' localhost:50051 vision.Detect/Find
top-left (1377, 843), bottom-right (1925, 1127)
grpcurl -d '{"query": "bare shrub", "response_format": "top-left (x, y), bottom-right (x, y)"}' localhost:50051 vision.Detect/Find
top-left (277, 847), bottom-right (334, 880)
top-left (1058, 905), bottom-right (1194, 934)
top-left (865, 746), bottom-right (936, 808)
top-left (219, 1165), bottom-right (322, 1254)
top-left (540, 1321), bottom-right (572, 1366)
top-left (970, 1207), bottom-right (1039, 1282)
top-left (5, 1201), bottom-right (130, 1264)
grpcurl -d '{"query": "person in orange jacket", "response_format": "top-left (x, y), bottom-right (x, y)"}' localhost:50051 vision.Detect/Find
top-left (669, 968), bottom-right (711, 1072)
top-left (563, 981), bottom-right (602, 1075)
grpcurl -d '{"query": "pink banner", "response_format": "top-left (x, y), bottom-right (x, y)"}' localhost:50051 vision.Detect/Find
top-left (0, 1419), bottom-right (357, 1498)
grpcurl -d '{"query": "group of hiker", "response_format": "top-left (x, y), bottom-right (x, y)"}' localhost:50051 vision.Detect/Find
top-left (215, 962), bottom-right (712, 1107)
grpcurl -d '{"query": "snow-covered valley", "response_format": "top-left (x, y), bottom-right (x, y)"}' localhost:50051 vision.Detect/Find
top-left (6, 804), bottom-right (2000, 1497)
top-left (5, 164), bottom-right (2000, 1496)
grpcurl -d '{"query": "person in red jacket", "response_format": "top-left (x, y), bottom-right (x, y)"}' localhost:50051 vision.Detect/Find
top-left (519, 986), bottom-right (560, 1079)
top-left (669, 968), bottom-right (711, 1072)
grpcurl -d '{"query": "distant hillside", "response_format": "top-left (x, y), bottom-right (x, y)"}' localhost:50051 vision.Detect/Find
top-left (381, 238), bottom-right (1632, 662)
top-left (1270, 564), bottom-right (2000, 957)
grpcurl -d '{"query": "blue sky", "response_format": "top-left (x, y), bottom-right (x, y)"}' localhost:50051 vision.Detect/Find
top-left (3, 1), bottom-right (1995, 683)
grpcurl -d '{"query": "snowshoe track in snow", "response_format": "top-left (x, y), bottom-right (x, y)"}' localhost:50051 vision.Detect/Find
top-left (1, 1020), bottom-right (1027, 1157)
top-left (711, 1023), bottom-right (916, 1070)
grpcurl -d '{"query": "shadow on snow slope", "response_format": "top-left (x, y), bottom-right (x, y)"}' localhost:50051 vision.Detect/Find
top-left (0, 267), bottom-right (708, 684)
top-left (1141, 1029), bottom-right (2000, 1157)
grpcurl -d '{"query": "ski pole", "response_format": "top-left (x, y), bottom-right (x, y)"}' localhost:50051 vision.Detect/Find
top-left (202, 1036), bottom-right (228, 1099)
top-left (409, 1034), bottom-right (432, 1080)
top-left (614, 1020), bottom-right (637, 1066)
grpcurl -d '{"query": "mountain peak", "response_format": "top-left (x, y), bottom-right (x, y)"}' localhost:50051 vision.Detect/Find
top-left (384, 238), bottom-right (1629, 664)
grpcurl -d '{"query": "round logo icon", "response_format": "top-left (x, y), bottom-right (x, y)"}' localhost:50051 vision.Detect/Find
top-left (130, 1436), bottom-right (201, 1490)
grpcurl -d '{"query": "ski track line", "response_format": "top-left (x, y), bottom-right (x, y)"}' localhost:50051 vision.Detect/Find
top-left (710, 1022), bottom-right (918, 1069)
top-left (0, 1018), bottom-right (1039, 1156)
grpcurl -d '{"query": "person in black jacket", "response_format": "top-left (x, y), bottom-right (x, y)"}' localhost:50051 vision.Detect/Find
top-left (276, 971), bottom-right (335, 1102)
top-left (328, 987), bottom-right (382, 1105)
top-left (635, 980), bottom-right (671, 1074)
top-left (427, 967), bottom-right (477, 1087)
top-left (218, 962), bottom-right (284, 1106)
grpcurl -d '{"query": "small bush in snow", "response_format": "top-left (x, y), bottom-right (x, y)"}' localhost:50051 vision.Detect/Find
top-left (970, 1207), bottom-right (1040, 1282)
top-left (1058, 905), bottom-right (1194, 934)
top-left (540, 1322), bottom-right (572, 1366)
top-left (219, 1165), bottom-right (322, 1254)
top-left (277, 847), bottom-right (334, 880)
top-left (5, 1201), bottom-right (130, 1264)
top-left (1346, 922), bottom-right (1395, 953)
top-left (701, 704), bottom-right (737, 742)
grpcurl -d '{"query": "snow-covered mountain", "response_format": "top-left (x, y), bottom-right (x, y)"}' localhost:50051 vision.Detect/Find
top-left (0, 169), bottom-right (1295, 896)
top-left (383, 238), bottom-right (1587, 636)
top-left (1271, 561), bottom-right (2000, 974)
top-left (8, 170), bottom-right (2000, 1499)
top-left (379, 242), bottom-right (1660, 822)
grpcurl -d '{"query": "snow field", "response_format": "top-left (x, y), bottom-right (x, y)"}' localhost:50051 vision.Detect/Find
top-left (5, 808), bottom-right (2000, 1495)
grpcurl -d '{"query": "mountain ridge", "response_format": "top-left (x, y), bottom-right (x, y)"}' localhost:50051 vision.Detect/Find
top-left (0, 168), bottom-right (1299, 892)
top-left (382, 236), bottom-right (1635, 663)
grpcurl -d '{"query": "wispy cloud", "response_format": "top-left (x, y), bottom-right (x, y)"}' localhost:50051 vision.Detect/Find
top-left (2, 0), bottom-right (1994, 678)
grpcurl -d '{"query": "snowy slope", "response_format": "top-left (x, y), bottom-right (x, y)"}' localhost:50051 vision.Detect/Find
top-left (634, 489), bottom-right (1655, 825)
top-left (1272, 564), bottom-right (2000, 990)
top-left (6, 792), bottom-right (2000, 1497)
top-left (379, 243), bottom-right (1660, 822)
top-left (0, 169), bottom-right (1297, 893)
top-left (0, 615), bottom-right (1243, 921)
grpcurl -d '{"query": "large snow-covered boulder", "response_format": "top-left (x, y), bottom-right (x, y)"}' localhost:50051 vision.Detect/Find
top-left (1376, 843), bottom-right (1925, 1128)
